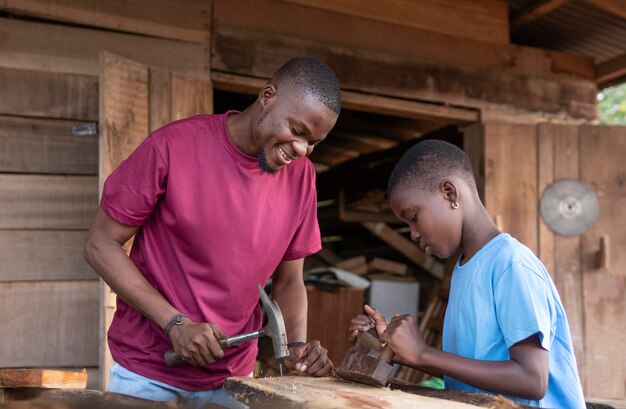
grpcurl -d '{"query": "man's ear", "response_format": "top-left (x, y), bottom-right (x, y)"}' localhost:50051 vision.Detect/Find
top-left (258, 84), bottom-right (277, 108)
top-left (440, 180), bottom-right (458, 204)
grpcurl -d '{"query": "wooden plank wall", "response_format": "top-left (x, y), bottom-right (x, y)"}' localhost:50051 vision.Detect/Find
top-left (0, 1), bottom-right (211, 387)
top-left (212, 0), bottom-right (597, 122)
top-left (469, 122), bottom-right (626, 398)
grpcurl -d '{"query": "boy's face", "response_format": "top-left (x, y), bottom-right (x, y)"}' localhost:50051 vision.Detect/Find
top-left (389, 185), bottom-right (462, 259)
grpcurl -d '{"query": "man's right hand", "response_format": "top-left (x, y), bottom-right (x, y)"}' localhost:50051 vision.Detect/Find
top-left (348, 304), bottom-right (389, 343)
top-left (167, 318), bottom-right (227, 367)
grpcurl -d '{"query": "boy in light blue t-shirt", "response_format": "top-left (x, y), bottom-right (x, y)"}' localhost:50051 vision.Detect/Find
top-left (350, 140), bottom-right (585, 408)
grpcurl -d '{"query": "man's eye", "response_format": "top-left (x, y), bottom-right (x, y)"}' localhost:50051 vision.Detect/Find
top-left (291, 127), bottom-right (303, 136)
top-left (410, 216), bottom-right (417, 224)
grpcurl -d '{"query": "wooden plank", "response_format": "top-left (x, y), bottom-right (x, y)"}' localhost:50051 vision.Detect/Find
top-left (361, 222), bottom-right (444, 280)
top-left (99, 52), bottom-right (150, 390)
top-left (579, 125), bottom-right (626, 399)
top-left (0, 17), bottom-right (209, 77)
top-left (550, 125), bottom-right (585, 384)
top-left (214, 0), bottom-right (595, 83)
top-left (212, 27), bottom-right (598, 121)
top-left (277, 0), bottom-right (509, 45)
top-left (510, 0), bottom-right (570, 31)
top-left (225, 376), bottom-right (484, 408)
top-left (537, 125), bottom-right (557, 280)
top-left (0, 230), bottom-right (96, 281)
top-left (0, 281), bottom-right (99, 367)
top-left (0, 115), bottom-right (97, 175)
top-left (0, 67), bottom-right (98, 120)
top-left (0, 0), bottom-right (211, 44)
top-left (583, 0), bottom-right (626, 20)
top-left (596, 52), bottom-right (626, 89)
top-left (0, 369), bottom-right (87, 389)
top-left (369, 257), bottom-right (408, 275)
top-left (211, 72), bottom-right (478, 124)
top-left (171, 73), bottom-right (214, 121)
top-left (308, 144), bottom-right (360, 167)
top-left (483, 123), bottom-right (539, 254)
top-left (100, 52), bottom-right (150, 181)
top-left (306, 287), bottom-right (365, 366)
top-left (149, 68), bottom-right (172, 133)
top-left (0, 174), bottom-right (98, 229)
top-left (462, 123), bottom-right (485, 201)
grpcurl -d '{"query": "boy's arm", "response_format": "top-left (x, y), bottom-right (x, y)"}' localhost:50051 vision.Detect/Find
top-left (381, 314), bottom-right (549, 400)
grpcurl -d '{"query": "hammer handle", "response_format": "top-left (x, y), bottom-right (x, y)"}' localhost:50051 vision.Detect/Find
top-left (164, 329), bottom-right (266, 367)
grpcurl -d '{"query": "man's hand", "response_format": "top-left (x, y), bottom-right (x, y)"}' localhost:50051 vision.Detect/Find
top-left (283, 340), bottom-right (333, 377)
top-left (348, 304), bottom-right (388, 342)
top-left (167, 318), bottom-right (227, 367)
top-left (379, 314), bottom-right (427, 367)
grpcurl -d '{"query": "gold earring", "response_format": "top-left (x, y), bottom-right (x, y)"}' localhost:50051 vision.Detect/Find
top-left (451, 201), bottom-right (459, 209)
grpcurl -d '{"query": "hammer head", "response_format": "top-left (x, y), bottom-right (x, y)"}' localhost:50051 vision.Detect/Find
top-left (257, 284), bottom-right (289, 359)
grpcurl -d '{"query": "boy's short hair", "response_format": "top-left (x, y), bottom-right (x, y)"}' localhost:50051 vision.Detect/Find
top-left (270, 56), bottom-right (342, 114)
top-left (388, 140), bottom-right (476, 194)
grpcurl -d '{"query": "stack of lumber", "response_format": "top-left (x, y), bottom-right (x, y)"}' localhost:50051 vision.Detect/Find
top-left (336, 256), bottom-right (410, 277)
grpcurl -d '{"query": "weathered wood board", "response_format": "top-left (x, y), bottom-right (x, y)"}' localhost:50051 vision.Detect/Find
top-left (0, 230), bottom-right (96, 281)
top-left (225, 376), bottom-right (482, 408)
top-left (0, 368), bottom-right (87, 389)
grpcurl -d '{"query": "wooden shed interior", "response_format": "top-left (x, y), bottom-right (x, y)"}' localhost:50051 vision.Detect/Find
top-left (0, 0), bottom-right (625, 406)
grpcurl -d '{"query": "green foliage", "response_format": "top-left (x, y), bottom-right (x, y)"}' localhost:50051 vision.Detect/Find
top-left (598, 83), bottom-right (626, 125)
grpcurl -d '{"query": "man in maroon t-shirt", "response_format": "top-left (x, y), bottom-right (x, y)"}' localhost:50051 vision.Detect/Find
top-left (84, 57), bottom-right (341, 408)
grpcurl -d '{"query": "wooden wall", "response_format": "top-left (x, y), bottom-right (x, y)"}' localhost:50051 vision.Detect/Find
top-left (465, 123), bottom-right (626, 399)
top-left (0, 2), bottom-right (210, 388)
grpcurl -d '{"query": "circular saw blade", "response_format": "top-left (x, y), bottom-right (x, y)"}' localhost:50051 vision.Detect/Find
top-left (540, 179), bottom-right (599, 236)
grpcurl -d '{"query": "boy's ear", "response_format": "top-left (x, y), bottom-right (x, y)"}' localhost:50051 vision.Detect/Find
top-left (440, 180), bottom-right (458, 203)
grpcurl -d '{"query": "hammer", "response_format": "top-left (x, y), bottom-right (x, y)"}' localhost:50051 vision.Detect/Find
top-left (164, 284), bottom-right (289, 367)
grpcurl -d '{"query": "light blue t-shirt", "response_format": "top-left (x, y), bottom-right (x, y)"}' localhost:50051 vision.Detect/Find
top-left (443, 233), bottom-right (585, 408)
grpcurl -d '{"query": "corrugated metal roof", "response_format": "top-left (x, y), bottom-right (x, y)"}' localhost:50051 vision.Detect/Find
top-left (510, 0), bottom-right (626, 65)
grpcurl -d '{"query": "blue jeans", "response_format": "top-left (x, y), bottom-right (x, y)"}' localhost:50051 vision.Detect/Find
top-left (108, 363), bottom-right (248, 409)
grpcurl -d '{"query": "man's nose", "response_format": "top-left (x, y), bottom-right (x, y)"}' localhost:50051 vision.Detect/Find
top-left (292, 140), bottom-right (308, 157)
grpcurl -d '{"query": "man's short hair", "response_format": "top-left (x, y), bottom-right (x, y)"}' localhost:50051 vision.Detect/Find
top-left (270, 56), bottom-right (341, 114)
top-left (388, 140), bottom-right (476, 194)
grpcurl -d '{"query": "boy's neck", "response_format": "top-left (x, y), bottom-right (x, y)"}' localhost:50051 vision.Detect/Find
top-left (459, 206), bottom-right (501, 265)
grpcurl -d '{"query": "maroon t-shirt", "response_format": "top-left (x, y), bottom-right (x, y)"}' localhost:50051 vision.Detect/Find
top-left (100, 112), bottom-right (321, 390)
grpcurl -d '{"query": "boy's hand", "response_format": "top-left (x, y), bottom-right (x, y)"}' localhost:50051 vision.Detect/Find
top-left (379, 314), bottom-right (427, 367)
top-left (348, 304), bottom-right (388, 342)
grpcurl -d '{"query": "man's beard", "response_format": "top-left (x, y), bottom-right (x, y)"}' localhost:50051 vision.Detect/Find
top-left (257, 147), bottom-right (278, 175)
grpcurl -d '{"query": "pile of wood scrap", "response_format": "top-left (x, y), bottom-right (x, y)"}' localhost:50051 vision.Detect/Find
top-left (336, 255), bottom-right (411, 277)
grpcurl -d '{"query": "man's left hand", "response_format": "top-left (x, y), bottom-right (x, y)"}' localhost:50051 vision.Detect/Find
top-left (283, 339), bottom-right (333, 377)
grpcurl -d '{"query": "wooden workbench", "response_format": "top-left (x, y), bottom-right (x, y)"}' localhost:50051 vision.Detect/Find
top-left (224, 376), bottom-right (522, 408)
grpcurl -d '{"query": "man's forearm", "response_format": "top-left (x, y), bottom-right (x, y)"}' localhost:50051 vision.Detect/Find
top-left (271, 277), bottom-right (307, 343)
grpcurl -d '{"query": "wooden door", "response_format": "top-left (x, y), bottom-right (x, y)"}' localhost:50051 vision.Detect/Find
top-left (99, 52), bottom-right (212, 388)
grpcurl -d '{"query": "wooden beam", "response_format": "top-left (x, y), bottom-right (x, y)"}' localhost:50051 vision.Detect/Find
top-left (510, 0), bottom-right (570, 31)
top-left (596, 52), bottom-right (626, 88)
top-left (361, 222), bottom-right (444, 280)
top-left (276, 0), bottom-right (510, 45)
top-left (0, 17), bottom-right (209, 77)
top-left (211, 72), bottom-right (479, 123)
top-left (583, 0), bottom-right (626, 20)
top-left (0, 0), bottom-right (211, 44)
top-left (212, 27), bottom-right (598, 121)
top-left (214, 0), bottom-right (595, 83)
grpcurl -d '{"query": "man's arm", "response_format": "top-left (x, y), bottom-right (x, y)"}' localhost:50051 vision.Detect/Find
top-left (381, 314), bottom-right (549, 400)
top-left (84, 208), bottom-right (226, 367)
top-left (272, 259), bottom-right (333, 376)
